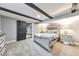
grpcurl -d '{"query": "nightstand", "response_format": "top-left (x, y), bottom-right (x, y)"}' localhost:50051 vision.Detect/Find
top-left (60, 34), bottom-right (73, 45)
top-left (0, 34), bottom-right (6, 56)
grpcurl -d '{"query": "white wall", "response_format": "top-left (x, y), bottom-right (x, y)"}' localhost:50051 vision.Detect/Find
top-left (1, 16), bottom-right (17, 42)
top-left (32, 23), bottom-right (38, 40)
top-left (52, 17), bottom-right (79, 43)
top-left (0, 16), bottom-right (1, 33)
top-left (69, 20), bottom-right (79, 42)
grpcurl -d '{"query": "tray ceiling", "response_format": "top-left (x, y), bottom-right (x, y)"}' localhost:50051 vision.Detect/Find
top-left (0, 3), bottom-right (73, 23)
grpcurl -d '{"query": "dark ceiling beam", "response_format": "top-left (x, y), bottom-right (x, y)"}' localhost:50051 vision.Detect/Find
top-left (25, 3), bottom-right (53, 19)
top-left (0, 7), bottom-right (42, 22)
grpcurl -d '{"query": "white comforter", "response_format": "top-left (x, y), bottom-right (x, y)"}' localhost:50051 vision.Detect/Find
top-left (35, 33), bottom-right (59, 39)
top-left (35, 33), bottom-right (53, 37)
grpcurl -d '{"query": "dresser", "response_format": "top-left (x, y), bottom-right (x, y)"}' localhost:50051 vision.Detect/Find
top-left (0, 33), bottom-right (6, 56)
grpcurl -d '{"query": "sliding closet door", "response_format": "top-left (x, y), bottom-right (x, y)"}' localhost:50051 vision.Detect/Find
top-left (17, 21), bottom-right (27, 41)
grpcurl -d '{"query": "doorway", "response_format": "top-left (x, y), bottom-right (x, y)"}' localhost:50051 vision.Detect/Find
top-left (17, 20), bottom-right (27, 41)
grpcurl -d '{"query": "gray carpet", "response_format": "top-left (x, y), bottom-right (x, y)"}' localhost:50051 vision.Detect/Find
top-left (4, 38), bottom-right (52, 56)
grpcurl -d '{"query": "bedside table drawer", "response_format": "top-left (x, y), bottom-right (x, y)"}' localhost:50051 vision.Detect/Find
top-left (0, 45), bottom-right (6, 56)
top-left (0, 36), bottom-right (5, 43)
top-left (0, 41), bottom-right (5, 51)
top-left (0, 39), bottom-right (3, 44)
top-left (0, 34), bottom-right (6, 56)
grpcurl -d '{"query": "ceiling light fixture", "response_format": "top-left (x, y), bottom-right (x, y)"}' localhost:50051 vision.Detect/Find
top-left (37, 15), bottom-right (40, 18)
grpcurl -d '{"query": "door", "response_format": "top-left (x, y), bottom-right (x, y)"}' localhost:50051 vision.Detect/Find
top-left (17, 21), bottom-right (27, 41)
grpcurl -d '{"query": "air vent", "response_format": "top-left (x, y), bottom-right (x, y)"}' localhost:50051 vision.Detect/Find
top-left (71, 9), bottom-right (76, 13)
top-left (71, 3), bottom-right (78, 13)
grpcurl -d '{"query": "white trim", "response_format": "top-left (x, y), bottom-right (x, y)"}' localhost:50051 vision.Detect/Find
top-left (6, 40), bottom-right (16, 44)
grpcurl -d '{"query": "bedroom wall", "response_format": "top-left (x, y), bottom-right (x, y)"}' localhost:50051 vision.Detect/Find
top-left (32, 23), bottom-right (38, 40)
top-left (69, 20), bottom-right (79, 42)
top-left (35, 23), bottom-right (48, 33)
top-left (1, 16), bottom-right (17, 42)
top-left (52, 18), bottom-right (79, 42)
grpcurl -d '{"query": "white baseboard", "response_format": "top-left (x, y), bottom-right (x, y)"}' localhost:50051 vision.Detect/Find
top-left (6, 40), bottom-right (16, 44)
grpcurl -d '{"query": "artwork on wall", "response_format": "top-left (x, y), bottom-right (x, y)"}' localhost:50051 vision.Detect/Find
top-left (47, 23), bottom-right (60, 33)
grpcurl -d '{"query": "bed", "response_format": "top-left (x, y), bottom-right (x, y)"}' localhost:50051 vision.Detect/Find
top-left (34, 23), bottom-right (60, 51)
top-left (34, 33), bottom-right (59, 51)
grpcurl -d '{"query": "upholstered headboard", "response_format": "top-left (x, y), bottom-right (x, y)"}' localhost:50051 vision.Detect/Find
top-left (47, 23), bottom-right (60, 34)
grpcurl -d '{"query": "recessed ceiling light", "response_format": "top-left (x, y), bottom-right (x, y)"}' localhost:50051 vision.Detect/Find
top-left (37, 15), bottom-right (40, 18)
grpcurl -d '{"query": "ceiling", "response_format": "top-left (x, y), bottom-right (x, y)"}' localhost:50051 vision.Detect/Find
top-left (34, 3), bottom-right (72, 16)
top-left (0, 3), bottom-right (76, 23)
